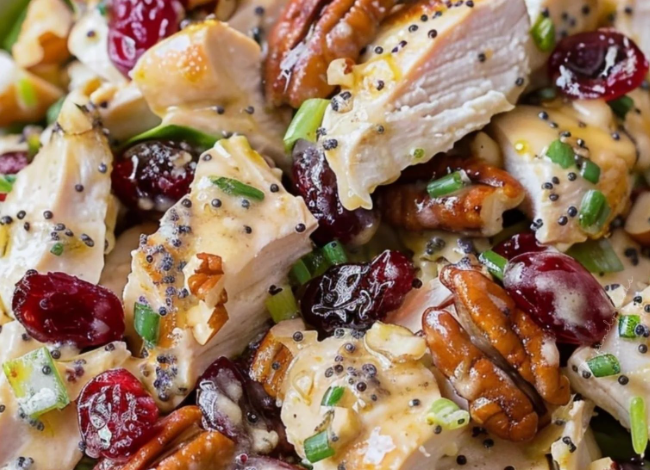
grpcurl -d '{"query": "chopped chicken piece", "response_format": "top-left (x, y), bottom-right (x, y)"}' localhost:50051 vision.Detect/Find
top-left (386, 277), bottom-right (453, 333)
top-left (319, 0), bottom-right (531, 210)
top-left (132, 21), bottom-right (290, 168)
top-left (12, 0), bottom-right (72, 69)
top-left (622, 87), bottom-right (650, 172)
top-left (613, 0), bottom-right (650, 65)
top-left (490, 102), bottom-right (635, 250)
top-left (123, 136), bottom-right (316, 409)
top-left (0, 99), bottom-right (114, 318)
top-left (0, 135), bottom-right (29, 156)
top-left (280, 322), bottom-right (463, 469)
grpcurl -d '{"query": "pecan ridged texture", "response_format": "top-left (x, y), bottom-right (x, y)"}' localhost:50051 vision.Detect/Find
top-left (188, 253), bottom-right (229, 341)
top-left (264, 0), bottom-right (398, 108)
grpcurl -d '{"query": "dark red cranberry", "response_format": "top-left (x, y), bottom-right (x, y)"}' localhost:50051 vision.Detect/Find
top-left (234, 457), bottom-right (301, 470)
top-left (13, 271), bottom-right (125, 348)
top-left (107, 0), bottom-right (183, 76)
top-left (301, 250), bottom-right (414, 335)
top-left (492, 232), bottom-right (549, 260)
top-left (292, 140), bottom-right (377, 244)
top-left (77, 369), bottom-right (159, 461)
top-left (503, 251), bottom-right (615, 345)
top-left (0, 151), bottom-right (29, 201)
top-left (111, 141), bottom-right (198, 213)
top-left (549, 29), bottom-right (649, 100)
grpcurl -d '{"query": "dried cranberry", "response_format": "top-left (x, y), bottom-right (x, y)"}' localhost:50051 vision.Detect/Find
top-left (13, 271), bottom-right (125, 348)
top-left (492, 232), bottom-right (549, 260)
top-left (107, 0), bottom-right (183, 76)
top-left (234, 456), bottom-right (301, 470)
top-left (0, 151), bottom-right (29, 201)
top-left (292, 140), bottom-right (377, 244)
top-left (503, 251), bottom-right (615, 345)
top-left (549, 29), bottom-right (649, 100)
top-left (111, 141), bottom-right (198, 213)
top-left (301, 250), bottom-right (414, 335)
top-left (78, 369), bottom-right (159, 461)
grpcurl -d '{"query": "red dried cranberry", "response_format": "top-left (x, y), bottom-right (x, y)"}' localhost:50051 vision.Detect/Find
top-left (0, 151), bottom-right (29, 202)
top-left (107, 0), bottom-right (183, 76)
top-left (549, 29), bottom-right (649, 100)
top-left (78, 369), bottom-right (159, 461)
top-left (292, 140), bottom-right (377, 244)
top-left (492, 232), bottom-right (549, 260)
top-left (13, 271), bottom-right (125, 348)
top-left (503, 251), bottom-right (615, 345)
top-left (111, 140), bottom-right (198, 213)
top-left (301, 250), bottom-right (414, 335)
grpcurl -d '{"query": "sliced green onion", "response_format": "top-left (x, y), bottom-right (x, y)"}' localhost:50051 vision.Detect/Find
top-left (16, 78), bottom-right (37, 109)
top-left (290, 259), bottom-right (312, 286)
top-left (587, 353), bottom-right (621, 378)
top-left (579, 190), bottom-right (610, 233)
top-left (0, 174), bottom-right (16, 194)
top-left (322, 241), bottom-right (348, 265)
top-left (50, 243), bottom-right (64, 256)
top-left (479, 250), bottom-right (508, 281)
top-left (26, 133), bottom-right (40, 158)
top-left (2, 347), bottom-right (70, 417)
top-left (97, 0), bottom-right (107, 16)
top-left (426, 398), bottom-right (470, 430)
top-left (303, 251), bottom-right (331, 278)
top-left (321, 386), bottom-right (345, 406)
top-left (630, 396), bottom-right (648, 456)
top-left (122, 124), bottom-right (219, 151)
top-left (265, 286), bottom-right (299, 323)
top-left (567, 238), bottom-right (624, 274)
top-left (1, 0), bottom-right (29, 51)
top-left (427, 171), bottom-right (468, 198)
top-left (538, 87), bottom-right (557, 101)
top-left (134, 302), bottom-right (160, 346)
top-left (546, 139), bottom-right (574, 169)
top-left (411, 148), bottom-right (425, 159)
top-left (304, 430), bottom-right (335, 463)
top-left (609, 95), bottom-right (635, 120)
top-left (283, 99), bottom-right (330, 154)
top-left (210, 177), bottom-right (265, 201)
top-left (619, 315), bottom-right (641, 339)
top-left (580, 159), bottom-right (601, 184)
top-left (531, 15), bottom-right (556, 53)
top-left (46, 97), bottom-right (65, 125)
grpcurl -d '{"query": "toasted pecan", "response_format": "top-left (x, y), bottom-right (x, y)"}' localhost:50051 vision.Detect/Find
top-left (380, 157), bottom-right (525, 235)
top-left (189, 253), bottom-right (225, 302)
top-left (423, 308), bottom-right (538, 441)
top-left (250, 327), bottom-right (295, 399)
top-left (264, 0), bottom-right (397, 108)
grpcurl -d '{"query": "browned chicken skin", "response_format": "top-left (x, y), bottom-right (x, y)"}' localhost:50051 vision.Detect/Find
top-left (264, 0), bottom-right (397, 108)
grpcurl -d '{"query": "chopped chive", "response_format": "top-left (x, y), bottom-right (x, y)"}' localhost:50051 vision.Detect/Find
top-left (0, 174), bottom-right (16, 193)
top-left (580, 159), bottom-right (601, 184)
top-left (630, 397), bottom-right (648, 456)
top-left (322, 241), bottom-right (348, 265)
top-left (265, 286), bottom-right (299, 323)
top-left (587, 353), bottom-right (621, 378)
top-left (479, 250), bottom-right (508, 281)
top-left (122, 124), bottom-right (219, 151)
top-left (567, 238), bottom-right (624, 274)
top-left (579, 190), bottom-right (610, 233)
top-left (16, 78), bottom-right (37, 109)
top-left (210, 177), bottom-right (265, 201)
top-left (426, 398), bottom-right (470, 430)
top-left (283, 99), bottom-right (330, 154)
top-left (302, 251), bottom-right (331, 278)
top-left (321, 386), bottom-right (345, 407)
top-left (304, 430), bottom-right (335, 463)
top-left (609, 95), bottom-right (635, 120)
top-left (290, 259), bottom-right (312, 286)
top-left (50, 243), bottom-right (64, 256)
top-left (427, 171), bottom-right (468, 198)
top-left (134, 303), bottom-right (160, 346)
top-left (546, 139), bottom-right (574, 169)
top-left (531, 15), bottom-right (556, 52)
top-left (619, 315), bottom-right (641, 339)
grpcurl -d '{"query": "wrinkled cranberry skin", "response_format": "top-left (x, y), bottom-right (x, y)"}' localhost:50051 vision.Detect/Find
top-left (77, 369), bottom-right (159, 462)
top-left (0, 152), bottom-right (29, 201)
top-left (549, 29), bottom-right (649, 100)
top-left (111, 141), bottom-right (198, 213)
top-left (301, 250), bottom-right (414, 335)
top-left (493, 232), bottom-right (549, 260)
top-left (107, 0), bottom-right (183, 76)
top-left (503, 251), bottom-right (616, 345)
top-left (292, 140), bottom-right (377, 244)
top-left (13, 271), bottom-right (125, 348)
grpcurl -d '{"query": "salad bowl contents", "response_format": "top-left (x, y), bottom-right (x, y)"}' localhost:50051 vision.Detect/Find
top-left (3, 0), bottom-right (650, 469)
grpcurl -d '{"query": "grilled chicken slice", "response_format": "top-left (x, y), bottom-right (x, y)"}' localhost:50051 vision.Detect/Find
top-left (613, 0), bottom-right (650, 67)
top-left (620, 86), bottom-right (650, 172)
top-left (0, 321), bottom-right (130, 470)
top-left (123, 136), bottom-right (316, 410)
top-left (280, 322), bottom-right (464, 469)
top-left (132, 21), bottom-right (290, 168)
top-left (0, 99), bottom-right (114, 318)
top-left (318, 0), bottom-right (531, 211)
top-left (490, 102), bottom-right (635, 250)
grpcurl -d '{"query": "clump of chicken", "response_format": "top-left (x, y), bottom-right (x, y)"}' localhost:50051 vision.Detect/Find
top-left (319, 0), bottom-right (531, 211)
top-left (123, 136), bottom-right (316, 409)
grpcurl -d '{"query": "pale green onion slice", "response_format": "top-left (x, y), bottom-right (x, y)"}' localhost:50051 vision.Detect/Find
top-left (426, 398), bottom-right (470, 430)
top-left (265, 286), bottom-right (299, 323)
top-left (630, 396), bottom-right (648, 456)
top-left (587, 353), bottom-right (621, 378)
top-left (283, 99), bottom-right (330, 154)
top-left (567, 238), bottom-right (624, 274)
top-left (479, 250), bottom-right (508, 281)
top-left (304, 430), bottom-right (335, 463)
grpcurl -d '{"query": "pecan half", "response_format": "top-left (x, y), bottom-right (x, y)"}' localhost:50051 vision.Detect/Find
top-left (250, 327), bottom-right (295, 399)
top-left (423, 308), bottom-right (538, 441)
top-left (188, 253), bottom-right (229, 344)
top-left (380, 156), bottom-right (525, 236)
top-left (264, 0), bottom-right (398, 108)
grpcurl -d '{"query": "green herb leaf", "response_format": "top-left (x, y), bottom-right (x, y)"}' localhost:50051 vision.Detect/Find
top-left (321, 386), bottom-right (345, 407)
top-left (265, 286), bottom-right (299, 323)
top-left (546, 139), bottom-right (574, 169)
top-left (427, 171), bottom-right (468, 198)
top-left (567, 238), bottom-right (624, 274)
top-left (283, 99), bottom-right (330, 154)
top-left (587, 353), bottom-right (621, 377)
top-left (50, 242), bottom-right (64, 256)
top-left (304, 431), bottom-right (335, 463)
top-left (609, 95), bottom-right (635, 120)
top-left (531, 15), bottom-right (556, 53)
top-left (122, 124), bottom-right (219, 151)
top-left (134, 303), bottom-right (160, 346)
top-left (210, 177), bottom-right (265, 201)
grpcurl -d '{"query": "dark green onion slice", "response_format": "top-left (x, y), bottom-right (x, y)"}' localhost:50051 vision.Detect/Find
top-left (321, 386), bottom-right (345, 407)
top-left (322, 241), bottom-right (348, 265)
top-left (134, 302), bottom-right (160, 346)
top-left (427, 171), bottom-right (468, 198)
top-left (579, 190), bottom-right (610, 233)
top-left (630, 397), bottom-right (648, 456)
top-left (609, 95), bottom-right (635, 120)
top-left (303, 251), bottom-right (332, 278)
top-left (283, 99), bottom-right (330, 154)
top-left (580, 159), bottom-right (601, 184)
top-left (546, 139), bottom-right (574, 169)
top-left (290, 259), bottom-right (312, 286)
top-left (265, 287), bottom-right (299, 323)
top-left (567, 238), bottom-right (624, 274)
top-left (50, 243), bottom-right (64, 256)
top-left (531, 15), bottom-right (556, 53)
top-left (210, 177), bottom-right (265, 201)
top-left (425, 398), bottom-right (470, 430)
top-left (304, 430), bottom-right (335, 463)
top-left (619, 315), bottom-right (641, 339)
top-left (122, 124), bottom-right (219, 151)
top-left (479, 250), bottom-right (508, 281)
top-left (587, 353), bottom-right (621, 378)
top-left (1, 0), bottom-right (29, 51)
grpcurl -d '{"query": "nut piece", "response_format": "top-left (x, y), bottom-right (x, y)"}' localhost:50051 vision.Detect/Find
top-left (264, 0), bottom-right (398, 108)
top-left (422, 307), bottom-right (539, 441)
top-left (188, 253), bottom-right (229, 344)
top-left (380, 156), bottom-right (525, 236)
top-left (250, 326), bottom-right (295, 399)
